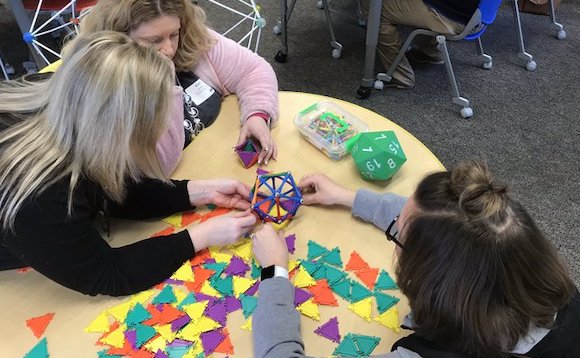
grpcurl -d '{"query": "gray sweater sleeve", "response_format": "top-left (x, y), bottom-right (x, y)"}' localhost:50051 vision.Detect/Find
top-left (351, 189), bottom-right (408, 231)
top-left (253, 279), bottom-right (422, 358)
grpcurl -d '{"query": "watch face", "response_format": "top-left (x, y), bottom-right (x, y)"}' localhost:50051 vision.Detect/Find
top-left (261, 265), bottom-right (276, 280)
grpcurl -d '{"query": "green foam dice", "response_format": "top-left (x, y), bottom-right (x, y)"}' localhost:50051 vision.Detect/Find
top-left (346, 131), bottom-right (406, 181)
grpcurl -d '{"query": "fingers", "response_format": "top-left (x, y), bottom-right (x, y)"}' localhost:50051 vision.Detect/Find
top-left (235, 127), bottom-right (249, 148)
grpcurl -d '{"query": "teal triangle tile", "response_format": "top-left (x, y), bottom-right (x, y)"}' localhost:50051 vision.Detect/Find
top-left (376, 269), bottom-right (398, 290)
top-left (350, 281), bottom-right (373, 302)
top-left (332, 333), bottom-right (359, 357)
top-left (375, 291), bottom-right (400, 314)
top-left (307, 240), bottom-right (329, 260)
top-left (322, 247), bottom-right (343, 268)
top-left (152, 285), bottom-right (177, 305)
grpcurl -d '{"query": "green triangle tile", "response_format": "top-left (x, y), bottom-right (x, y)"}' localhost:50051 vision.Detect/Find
top-left (350, 281), bottom-right (372, 302)
top-left (204, 262), bottom-right (227, 277)
top-left (212, 275), bottom-right (234, 296)
top-left (177, 292), bottom-right (197, 309)
top-left (126, 303), bottom-right (152, 327)
top-left (352, 334), bottom-right (381, 355)
top-left (311, 263), bottom-right (327, 280)
top-left (166, 345), bottom-right (190, 358)
top-left (332, 334), bottom-right (359, 357)
top-left (324, 265), bottom-right (347, 285)
top-left (206, 204), bottom-right (217, 210)
top-left (240, 294), bottom-right (258, 318)
top-left (97, 349), bottom-right (122, 358)
top-left (135, 324), bottom-right (157, 348)
top-left (152, 285), bottom-right (177, 304)
top-left (24, 337), bottom-right (48, 358)
top-left (307, 240), bottom-right (329, 260)
top-left (330, 278), bottom-right (351, 300)
top-left (251, 260), bottom-right (262, 279)
top-left (300, 260), bottom-right (320, 276)
top-left (375, 291), bottom-right (400, 314)
top-left (375, 269), bottom-right (398, 290)
top-left (322, 247), bottom-right (343, 268)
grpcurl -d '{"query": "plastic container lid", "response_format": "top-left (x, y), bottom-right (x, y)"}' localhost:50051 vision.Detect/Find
top-left (294, 102), bottom-right (368, 160)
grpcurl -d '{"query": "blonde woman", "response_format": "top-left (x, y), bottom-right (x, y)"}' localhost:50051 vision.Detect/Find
top-left (80, 0), bottom-right (279, 173)
top-left (0, 31), bottom-right (257, 296)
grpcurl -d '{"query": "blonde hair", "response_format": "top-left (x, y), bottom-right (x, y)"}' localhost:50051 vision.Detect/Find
top-left (0, 31), bottom-right (174, 230)
top-left (397, 161), bottom-right (574, 357)
top-left (81, 0), bottom-right (213, 71)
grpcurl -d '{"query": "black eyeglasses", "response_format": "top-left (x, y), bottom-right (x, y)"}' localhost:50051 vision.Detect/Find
top-left (385, 215), bottom-right (405, 249)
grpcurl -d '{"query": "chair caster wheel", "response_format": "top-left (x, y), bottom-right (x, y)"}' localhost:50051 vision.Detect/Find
top-left (317, 0), bottom-right (324, 9)
top-left (274, 51), bottom-right (287, 63)
top-left (481, 61), bottom-right (492, 70)
top-left (273, 24), bottom-right (281, 35)
top-left (526, 60), bottom-right (537, 71)
top-left (556, 29), bottom-right (566, 40)
top-left (373, 80), bottom-right (384, 90)
top-left (460, 107), bottom-right (473, 119)
top-left (356, 86), bottom-right (371, 99)
top-left (332, 48), bottom-right (341, 59)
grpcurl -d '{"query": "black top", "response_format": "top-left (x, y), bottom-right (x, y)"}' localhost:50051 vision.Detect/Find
top-left (423, 0), bottom-right (479, 24)
top-left (0, 176), bottom-right (196, 296)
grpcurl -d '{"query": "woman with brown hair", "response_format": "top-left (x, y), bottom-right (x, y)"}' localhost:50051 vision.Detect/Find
top-left (81, 0), bottom-right (279, 173)
top-left (250, 161), bottom-right (579, 357)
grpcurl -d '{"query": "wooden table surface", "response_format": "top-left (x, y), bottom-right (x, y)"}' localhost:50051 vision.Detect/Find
top-left (0, 92), bottom-right (444, 357)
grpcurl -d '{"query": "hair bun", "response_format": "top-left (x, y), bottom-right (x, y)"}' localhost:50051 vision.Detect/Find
top-left (450, 161), bottom-right (509, 220)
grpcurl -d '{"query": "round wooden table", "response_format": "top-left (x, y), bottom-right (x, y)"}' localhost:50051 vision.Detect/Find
top-left (0, 92), bottom-right (444, 357)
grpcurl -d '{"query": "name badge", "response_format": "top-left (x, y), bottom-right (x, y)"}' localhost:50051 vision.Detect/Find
top-left (184, 79), bottom-right (215, 106)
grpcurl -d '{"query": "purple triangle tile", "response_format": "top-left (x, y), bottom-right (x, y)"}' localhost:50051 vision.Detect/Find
top-left (201, 330), bottom-right (226, 355)
top-left (285, 234), bottom-right (297, 254)
top-left (171, 314), bottom-right (191, 332)
top-left (204, 258), bottom-right (217, 264)
top-left (154, 350), bottom-right (169, 358)
top-left (205, 301), bottom-right (227, 325)
top-left (168, 339), bottom-right (193, 348)
top-left (294, 287), bottom-right (313, 307)
top-left (256, 168), bottom-right (269, 175)
top-left (314, 316), bottom-right (341, 343)
top-left (239, 151), bottom-right (258, 168)
top-left (164, 278), bottom-right (183, 285)
top-left (195, 293), bottom-right (219, 304)
top-left (155, 303), bottom-right (165, 311)
top-left (225, 256), bottom-right (251, 276)
top-left (225, 296), bottom-right (242, 313)
top-left (125, 329), bottom-right (137, 350)
top-left (244, 281), bottom-right (260, 296)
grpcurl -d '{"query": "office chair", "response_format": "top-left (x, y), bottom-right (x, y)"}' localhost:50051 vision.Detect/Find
top-left (9, 0), bottom-right (96, 72)
top-left (374, 0), bottom-right (503, 119)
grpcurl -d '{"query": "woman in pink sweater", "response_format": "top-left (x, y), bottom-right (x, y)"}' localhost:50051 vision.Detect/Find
top-left (82, 0), bottom-right (279, 174)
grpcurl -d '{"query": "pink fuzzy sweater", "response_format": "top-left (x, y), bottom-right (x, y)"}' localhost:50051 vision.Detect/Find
top-left (157, 29), bottom-right (279, 175)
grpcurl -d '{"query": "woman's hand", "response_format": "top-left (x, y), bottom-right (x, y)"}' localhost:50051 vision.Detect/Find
top-left (251, 224), bottom-right (288, 269)
top-left (187, 179), bottom-right (251, 210)
top-left (237, 116), bottom-right (277, 165)
top-left (188, 210), bottom-right (257, 252)
top-left (299, 174), bottom-right (356, 207)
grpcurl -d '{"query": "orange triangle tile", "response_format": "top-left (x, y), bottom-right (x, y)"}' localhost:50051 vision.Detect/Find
top-left (308, 279), bottom-right (338, 306)
top-left (25, 312), bottom-right (55, 338)
top-left (200, 208), bottom-right (232, 222)
top-left (190, 249), bottom-right (211, 266)
top-left (130, 349), bottom-right (155, 358)
top-left (181, 211), bottom-right (202, 227)
top-left (159, 304), bottom-right (184, 325)
top-left (214, 330), bottom-right (234, 354)
top-left (345, 251), bottom-right (370, 272)
top-left (142, 304), bottom-right (163, 326)
top-left (106, 339), bottom-right (135, 356)
top-left (355, 267), bottom-right (379, 290)
top-left (151, 226), bottom-right (175, 238)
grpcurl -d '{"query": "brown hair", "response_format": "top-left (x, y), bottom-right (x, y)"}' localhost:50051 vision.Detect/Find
top-left (396, 161), bottom-right (574, 357)
top-left (81, 0), bottom-right (213, 71)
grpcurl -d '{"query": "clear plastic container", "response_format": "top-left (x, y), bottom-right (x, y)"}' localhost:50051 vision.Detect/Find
top-left (294, 102), bottom-right (368, 160)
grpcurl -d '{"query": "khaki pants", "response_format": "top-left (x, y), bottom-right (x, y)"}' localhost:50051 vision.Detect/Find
top-left (360, 0), bottom-right (466, 86)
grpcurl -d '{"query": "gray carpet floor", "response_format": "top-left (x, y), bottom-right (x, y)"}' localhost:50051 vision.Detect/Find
top-left (1, 0), bottom-right (578, 285)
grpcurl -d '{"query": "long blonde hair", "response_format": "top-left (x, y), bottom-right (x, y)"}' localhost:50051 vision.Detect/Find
top-left (81, 0), bottom-right (213, 71)
top-left (0, 31), bottom-right (174, 230)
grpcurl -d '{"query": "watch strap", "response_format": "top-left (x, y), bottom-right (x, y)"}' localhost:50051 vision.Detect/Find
top-left (261, 265), bottom-right (289, 280)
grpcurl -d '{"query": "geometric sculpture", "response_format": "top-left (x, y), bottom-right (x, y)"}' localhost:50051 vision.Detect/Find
top-left (346, 131), bottom-right (407, 181)
top-left (235, 138), bottom-right (260, 168)
top-left (249, 171), bottom-right (303, 224)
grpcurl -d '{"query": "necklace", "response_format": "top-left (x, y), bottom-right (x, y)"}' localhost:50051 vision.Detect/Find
top-left (176, 77), bottom-right (205, 141)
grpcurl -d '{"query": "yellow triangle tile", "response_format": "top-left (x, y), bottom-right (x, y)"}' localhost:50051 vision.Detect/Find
top-left (107, 301), bottom-right (133, 322)
top-left (144, 335), bottom-right (167, 352)
top-left (184, 341), bottom-right (204, 357)
top-left (233, 276), bottom-right (256, 297)
top-left (375, 305), bottom-right (400, 333)
top-left (84, 311), bottom-right (110, 333)
top-left (288, 260), bottom-right (300, 273)
top-left (130, 289), bottom-right (154, 305)
top-left (210, 250), bottom-right (233, 263)
top-left (163, 213), bottom-right (183, 228)
top-left (171, 263), bottom-right (195, 282)
top-left (157, 324), bottom-right (176, 342)
top-left (182, 301), bottom-right (209, 321)
top-left (348, 297), bottom-right (373, 322)
top-left (197, 316), bottom-right (221, 332)
top-left (296, 298), bottom-right (320, 320)
top-left (241, 316), bottom-right (253, 331)
top-left (230, 239), bottom-right (253, 261)
top-left (271, 220), bottom-right (290, 231)
top-left (200, 281), bottom-right (222, 298)
top-left (173, 287), bottom-right (188, 306)
top-left (100, 324), bottom-right (126, 348)
top-left (293, 266), bottom-right (316, 288)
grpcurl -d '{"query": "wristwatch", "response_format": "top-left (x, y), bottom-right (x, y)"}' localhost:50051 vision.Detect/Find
top-left (261, 265), bottom-right (289, 281)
